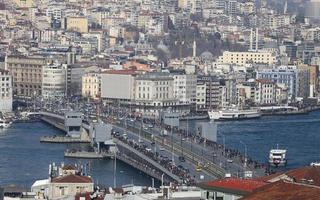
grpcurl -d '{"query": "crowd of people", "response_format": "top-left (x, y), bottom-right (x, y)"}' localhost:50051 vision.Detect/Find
top-left (112, 131), bottom-right (196, 185)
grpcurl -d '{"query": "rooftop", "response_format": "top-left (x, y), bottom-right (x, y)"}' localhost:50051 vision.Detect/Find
top-left (241, 180), bottom-right (320, 200)
top-left (198, 178), bottom-right (267, 196)
top-left (51, 174), bottom-right (92, 183)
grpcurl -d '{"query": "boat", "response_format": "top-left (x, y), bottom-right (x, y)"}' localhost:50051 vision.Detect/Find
top-left (208, 108), bottom-right (261, 121)
top-left (268, 145), bottom-right (287, 167)
top-left (0, 118), bottom-right (12, 129)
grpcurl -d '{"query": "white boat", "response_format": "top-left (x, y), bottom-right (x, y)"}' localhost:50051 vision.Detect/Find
top-left (310, 162), bottom-right (320, 167)
top-left (0, 118), bottom-right (12, 129)
top-left (208, 108), bottom-right (261, 121)
top-left (268, 146), bottom-right (287, 167)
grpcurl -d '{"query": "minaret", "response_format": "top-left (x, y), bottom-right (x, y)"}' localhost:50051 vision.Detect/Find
top-left (255, 28), bottom-right (259, 51)
top-left (193, 39), bottom-right (197, 58)
top-left (284, 0), bottom-right (288, 14)
top-left (250, 28), bottom-right (253, 51)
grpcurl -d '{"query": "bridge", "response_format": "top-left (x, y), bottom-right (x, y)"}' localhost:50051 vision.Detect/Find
top-left (27, 111), bottom-right (264, 184)
top-left (27, 111), bottom-right (187, 183)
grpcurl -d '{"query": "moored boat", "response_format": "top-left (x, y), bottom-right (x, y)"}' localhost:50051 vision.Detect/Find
top-left (0, 118), bottom-right (12, 129)
top-left (208, 108), bottom-right (261, 121)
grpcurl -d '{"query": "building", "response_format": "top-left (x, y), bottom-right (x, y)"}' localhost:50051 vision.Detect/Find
top-left (134, 72), bottom-right (180, 117)
top-left (82, 73), bottom-right (101, 100)
top-left (196, 82), bottom-right (206, 111)
top-left (66, 64), bottom-right (99, 97)
top-left (65, 17), bottom-right (89, 33)
top-left (255, 79), bottom-right (276, 105)
top-left (197, 76), bottom-right (222, 111)
top-left (218, 51), bottom-right (277, 66)
top-left (5, 55), bottom-right (47, 98)
top-left (256, 66), bottom-right (298, 102)
top-left (32, 164), bottom-right (94, 200)
top-left (0, 69), bottom-right (12, 113)
top-left (170, 70), bottom-right (197, 105)
top-left (12, 0), bottom-right (33, 8)
top-left (198, 166), bottom-right (320, 200)
top-left (305, 0), bottom-right (320, 20)
top-left (100, 70), bottom-right (136, 103)
top-left (42, 62), bottom-right (67, 99)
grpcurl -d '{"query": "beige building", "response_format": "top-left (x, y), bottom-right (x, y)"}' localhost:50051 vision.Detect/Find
top-left (12, 0), bottom-right (34, 8)
top-left (66, 16), bottom-right (89, 33)
top-left (5, 55), bottom-right (47, 97)
top-left (82, 73), bottom-right (101, 99)
top-left (218, 51), bottom-right (277, 66)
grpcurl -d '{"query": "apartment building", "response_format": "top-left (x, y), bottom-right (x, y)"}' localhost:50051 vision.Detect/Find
top-left (197, 75), bottom-right (222, 111)
top-left (5, 55), bottom-right (47, 97)
top-left (82, 73), bottom-right (101, 100)
top-left (42, 62), bottom-right (67, 99)
top-left (0, 69), bottom-right (12, 113)
top-left (170, 70), bottom-right (197, 105)
top-left (134, 72), bottom-right (179, 117)
top-left (255, 79), bottom-right (276, 105)
top-left (218, 51), bottom-right (277, 66)
top-left (65, 16), bottom-right (88, 33)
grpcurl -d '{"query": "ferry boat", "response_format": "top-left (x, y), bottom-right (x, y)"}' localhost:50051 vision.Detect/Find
top-left (268, 146), bottom-right (287, 167)
top-left (208, 108), bottom-right (261, 121)
top-left (0, 118), bottom-right (12, 129)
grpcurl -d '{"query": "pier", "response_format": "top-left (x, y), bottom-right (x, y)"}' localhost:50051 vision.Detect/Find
top-left (40, 136), bottom-right (90, 143)
top-left (64, 151), bottom-right (111, 158)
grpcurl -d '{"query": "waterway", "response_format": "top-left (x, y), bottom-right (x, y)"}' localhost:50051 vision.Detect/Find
top-left (1, 111), bottom-right (320, 187)
top-left (181, 110), bottom-right (320, 169)
top-left (0, 122), bottom-right (156, 187)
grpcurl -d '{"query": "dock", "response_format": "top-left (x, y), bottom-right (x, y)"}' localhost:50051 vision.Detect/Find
top-left (64, 151), bottom-right (112, 159)
top-left (40, 136), bottom-right (90, 143)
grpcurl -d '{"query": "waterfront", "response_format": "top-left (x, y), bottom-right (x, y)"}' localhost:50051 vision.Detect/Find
top-left (0, 122), bottom-right (156, 187)
top-left (1, 111), bottom-right (320, 187)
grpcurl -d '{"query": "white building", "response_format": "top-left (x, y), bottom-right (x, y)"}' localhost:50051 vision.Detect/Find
top-left (100, 70), bottom-right (136, 103)
top-left (255, 79), bottom-right (276, 105)
top-left (42, 62), bottom-right (67, 99)
top-left (171, 71), bottom-right (197, 105)
top-left (0, 69), bottom-right (12, 113)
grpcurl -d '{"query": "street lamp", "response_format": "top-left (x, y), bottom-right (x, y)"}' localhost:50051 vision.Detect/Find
top-left (240, 140), bottom-right (247, 168)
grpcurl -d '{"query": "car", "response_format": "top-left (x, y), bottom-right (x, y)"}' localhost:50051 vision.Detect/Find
top-left (151, 141), bottom-right (155, 145)
top-left (179, 156), bottom-right (185, 162)
top-left (159, 147), bottom-right (165, 151)
top-left (196, 166), bottom-right (202, 172)
top-left (227, 159), bottom-right (233, 163)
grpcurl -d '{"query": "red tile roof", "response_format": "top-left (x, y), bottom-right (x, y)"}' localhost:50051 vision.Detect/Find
top-left (241, 180), bottom-right (320, 200)
top-left (254, 166), bottom-right (320, 186)
top-left (103, 69), bottom-right (137, 75)
top-left (51, 174), bottom-right (92, 183)
top-left (285, 166), bottom-right (320, 186)
top-left (198, 178), bottom-right (267, 195)
top-left (62, 165), bottom-right (77, 170)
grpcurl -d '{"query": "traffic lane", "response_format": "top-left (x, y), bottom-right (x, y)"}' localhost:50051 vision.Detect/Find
top-left (113, 126), bottom-right (213, 181)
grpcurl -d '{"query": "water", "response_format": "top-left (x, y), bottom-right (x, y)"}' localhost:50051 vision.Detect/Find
top-left (2, 111), bottom-right (320, 187)
top-left (180, 110), bottom-right (320, 169)
top-left (0, 122), bottom-right (156, 187)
